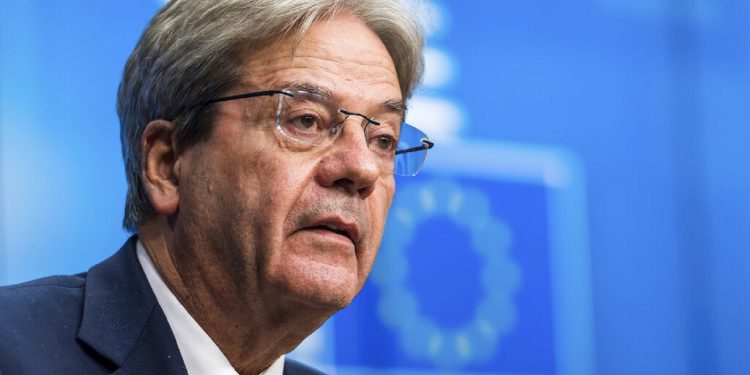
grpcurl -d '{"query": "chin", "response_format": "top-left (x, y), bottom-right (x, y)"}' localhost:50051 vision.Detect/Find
top-left (270, 258), bottom-right (362, 311)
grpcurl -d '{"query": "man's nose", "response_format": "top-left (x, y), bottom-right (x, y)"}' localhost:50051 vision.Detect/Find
top-left (316, 119), bottom-right (381, 197)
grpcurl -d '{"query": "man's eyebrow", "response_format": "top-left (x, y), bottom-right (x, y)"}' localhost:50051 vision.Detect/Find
top-left (383, 99), bottom-right (407, 116)
top-left (278, 81), bottom-right (333, 99)
top-left (278, 80), bottom-right (406, 116)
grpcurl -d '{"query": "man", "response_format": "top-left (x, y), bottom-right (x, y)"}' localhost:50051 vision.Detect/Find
top-left (0, 0), bottom-right (433, 374)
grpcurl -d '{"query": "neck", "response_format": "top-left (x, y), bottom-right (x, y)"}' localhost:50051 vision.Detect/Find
top-left (137, 219), bottom-right (331, 374)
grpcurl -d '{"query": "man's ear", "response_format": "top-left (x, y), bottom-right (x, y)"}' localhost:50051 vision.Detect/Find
top-left (141, 120), bottom-right (180, 216)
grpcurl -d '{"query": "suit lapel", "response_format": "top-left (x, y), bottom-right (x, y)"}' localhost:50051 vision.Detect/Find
top-left (77, 236), bottom-right (187, 374)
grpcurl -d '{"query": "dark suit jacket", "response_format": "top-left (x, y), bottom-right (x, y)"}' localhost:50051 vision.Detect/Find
top-left (0, 236), bottom-right (323, 375)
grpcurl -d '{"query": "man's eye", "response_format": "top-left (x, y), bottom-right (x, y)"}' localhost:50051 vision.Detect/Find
top-left (371, 135), bottom-right (397, 152)
top-left (289, 114), bottom-right (320, 132)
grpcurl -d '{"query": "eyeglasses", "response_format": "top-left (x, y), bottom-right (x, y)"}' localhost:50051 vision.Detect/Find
top-left (197, 89), bottom-right (434, 176)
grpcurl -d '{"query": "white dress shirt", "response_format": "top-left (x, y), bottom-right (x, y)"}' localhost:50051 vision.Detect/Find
top-left (137, 240), bottom-right (285, 375)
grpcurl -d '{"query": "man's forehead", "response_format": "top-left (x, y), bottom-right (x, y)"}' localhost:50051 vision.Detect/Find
top-left (243, 54), bottom-right (400, 94)
top-left (240, 14), bottom-right (401, 93)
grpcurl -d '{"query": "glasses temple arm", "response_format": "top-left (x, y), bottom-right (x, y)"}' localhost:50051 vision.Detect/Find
top-left (395, 139), bottom-right (434, 155)
top-left (193, 90), bottom-right (292, 110)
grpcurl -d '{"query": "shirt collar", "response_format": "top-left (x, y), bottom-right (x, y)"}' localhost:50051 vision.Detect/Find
top-left (136, 240), bottom-right (285, 375)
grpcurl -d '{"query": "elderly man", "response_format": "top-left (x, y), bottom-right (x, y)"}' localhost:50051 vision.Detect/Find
top-left (0, 0), bottom-right (433, 374)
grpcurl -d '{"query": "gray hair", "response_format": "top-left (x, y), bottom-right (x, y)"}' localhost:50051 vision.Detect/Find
top-left (117, 0), bottom-right (426, 232)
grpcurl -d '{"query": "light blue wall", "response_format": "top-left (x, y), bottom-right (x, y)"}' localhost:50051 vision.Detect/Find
top-left (1, 1), bottom-right (748, 374)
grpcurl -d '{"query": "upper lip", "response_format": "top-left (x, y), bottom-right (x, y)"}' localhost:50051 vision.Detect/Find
top-left (304, 216), bottom-right (361, 243)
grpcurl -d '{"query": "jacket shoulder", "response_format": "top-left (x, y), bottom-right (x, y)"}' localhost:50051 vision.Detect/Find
top-left (0, 273), bottom-right (87, 321)
top-left (1, 273), bottom-right (86, 290)
top-left (0, 274), bottom-right (91, 373)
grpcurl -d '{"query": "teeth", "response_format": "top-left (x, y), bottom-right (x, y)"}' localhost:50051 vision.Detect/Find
top-left (324, 223), bottom-right (342, 232)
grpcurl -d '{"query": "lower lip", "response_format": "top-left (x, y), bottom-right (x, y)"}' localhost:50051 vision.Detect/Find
top-left (301, 228), bottom-right (353, 245)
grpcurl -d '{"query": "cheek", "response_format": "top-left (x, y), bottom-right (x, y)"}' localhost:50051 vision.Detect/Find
top-left (193, 137), bottom-right (288, 241)
top-left (243, 156), bottom-right (319, 253)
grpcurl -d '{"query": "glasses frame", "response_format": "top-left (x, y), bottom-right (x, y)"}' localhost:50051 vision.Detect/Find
top-left (195, 89), bottom-right (434, 175)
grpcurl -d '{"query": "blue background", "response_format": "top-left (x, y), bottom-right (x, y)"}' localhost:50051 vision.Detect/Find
top-left (328, 173), bottom-right (559, 373)
top-left (2, 1), bottom-right (749, 374)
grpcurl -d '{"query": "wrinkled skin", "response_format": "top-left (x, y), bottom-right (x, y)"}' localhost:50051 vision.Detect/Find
top-left (138, 12), bottom-right (402, 374)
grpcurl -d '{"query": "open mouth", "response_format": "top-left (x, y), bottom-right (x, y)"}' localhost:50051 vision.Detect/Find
top-left (314, 223), bottom-right (349, 238)
top-left (298, 218), bottom-right (359, 244)
top-left (307, 223), bottom-right (351, 242)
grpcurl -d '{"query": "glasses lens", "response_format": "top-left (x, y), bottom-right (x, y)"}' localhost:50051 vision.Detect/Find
top-left (276, 90), bottom-right (340, 146)
top-left (276, 91), bottom-right (431, 176)
top-left (394, 123), bottom-right (431, 176)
